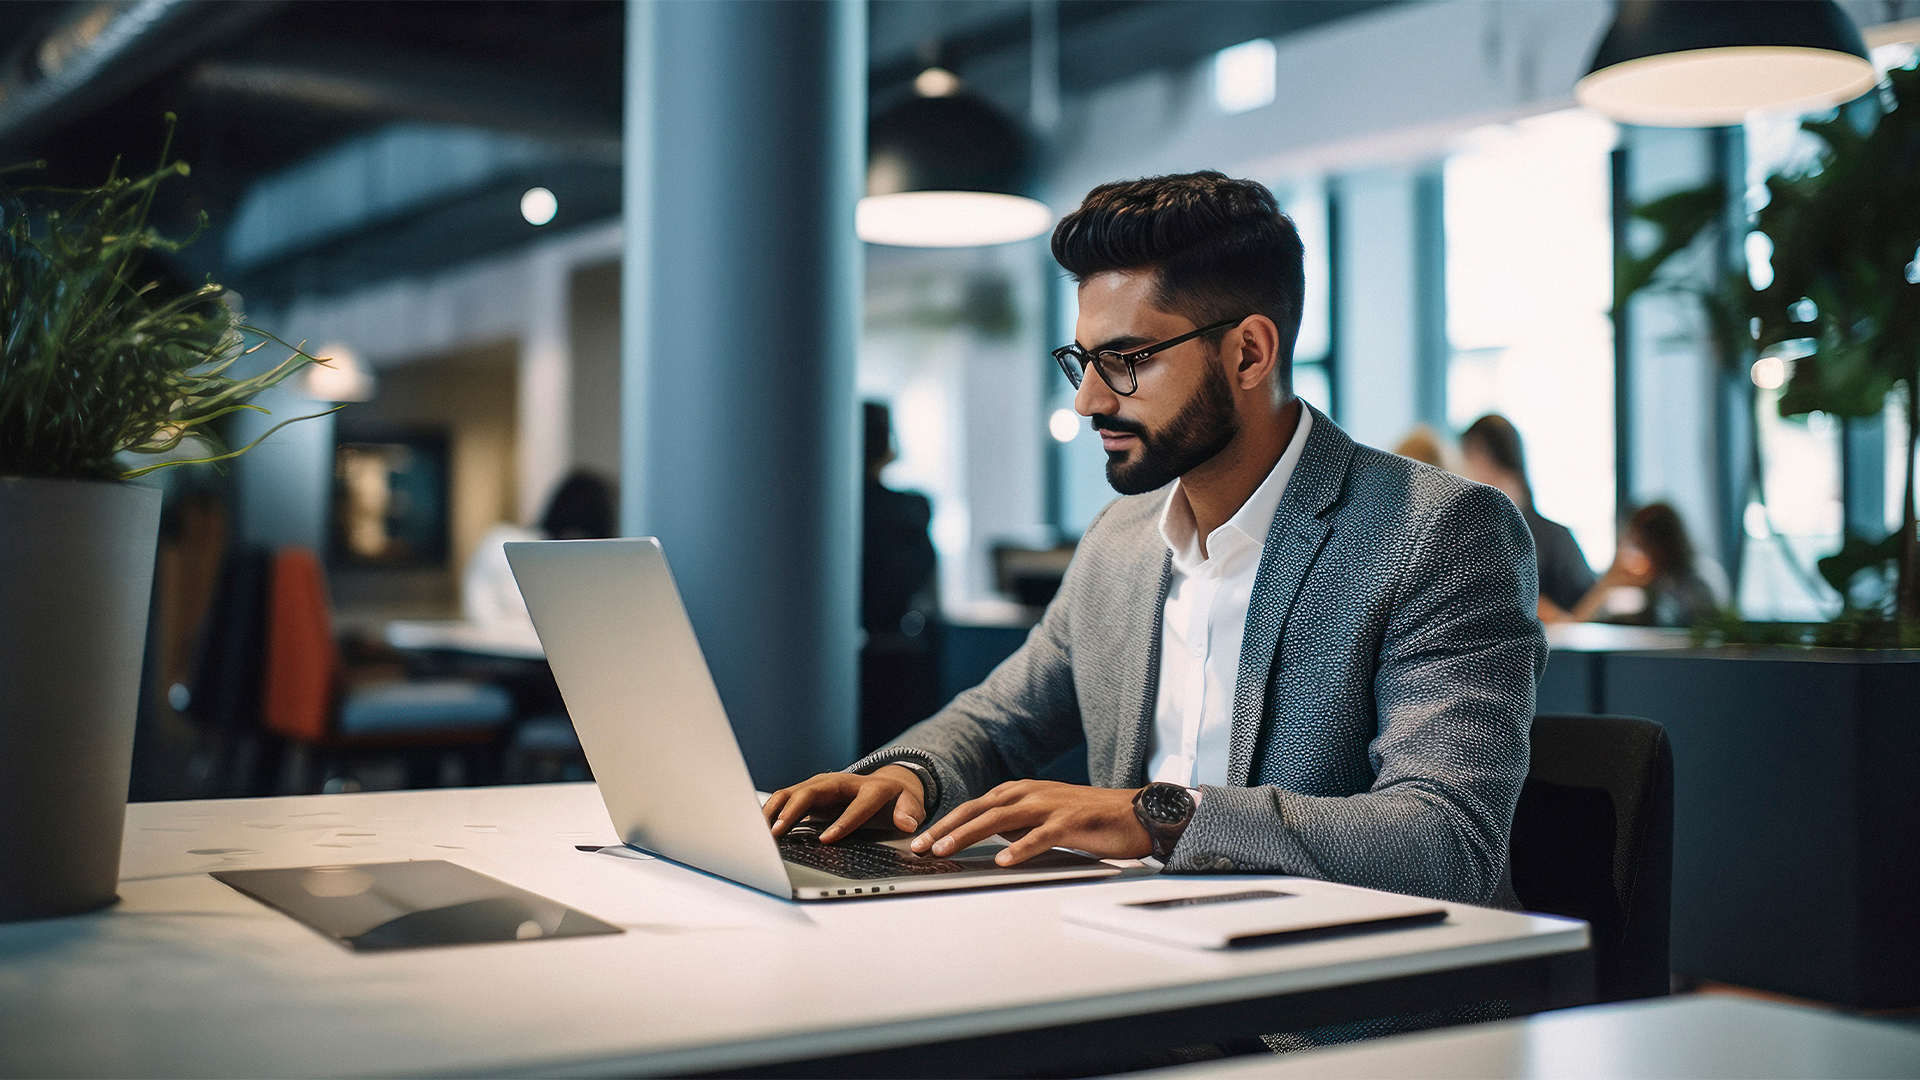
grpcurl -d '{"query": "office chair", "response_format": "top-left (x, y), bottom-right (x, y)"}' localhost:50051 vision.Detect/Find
top-left (262, 547), bottom-right (514, 791)
top-left (180, 546), bottom-right (275, 797)
top-left (1511, 712), bottom-right (1674, 1003)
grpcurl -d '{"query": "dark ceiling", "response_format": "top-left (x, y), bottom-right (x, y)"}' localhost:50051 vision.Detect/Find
top-left (0, 0), bottom-right (1392, 305)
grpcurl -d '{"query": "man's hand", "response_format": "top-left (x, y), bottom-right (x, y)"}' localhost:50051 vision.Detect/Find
top-left (763, 764), bottom-right (926, 843)
top-left (909, 780), bottom-right (1152, 866)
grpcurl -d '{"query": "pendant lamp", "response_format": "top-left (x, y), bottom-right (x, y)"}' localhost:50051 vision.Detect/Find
top-left (303, 341), bottom-right (377, 402)
top-left (859, 71), bottom-right (1052, 247)
top-left (1576, 0), bottom-right (1875, 127)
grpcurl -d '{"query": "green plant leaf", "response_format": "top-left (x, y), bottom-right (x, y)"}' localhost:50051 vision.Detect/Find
top-left (0, 127), bottom-right (321, 481)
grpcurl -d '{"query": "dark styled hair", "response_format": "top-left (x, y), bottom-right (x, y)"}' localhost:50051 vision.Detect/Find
top-left (1626, 502), bottom-right (1695, 577)
top-left (1051, 171), bottom-right (1306, 388)
top-left (540, 471), bottom-right (616, 540)
top-left (1461, 414), bottom-right (1532, 505)
top-left (863, 400), bottom-right (894, 470)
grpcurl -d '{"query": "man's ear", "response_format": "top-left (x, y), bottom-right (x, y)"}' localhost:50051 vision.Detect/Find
top-left (1231, 315), bottom-right (1281, 391)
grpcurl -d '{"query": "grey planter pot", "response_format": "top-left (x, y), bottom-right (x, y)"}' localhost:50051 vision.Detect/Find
top-left (0, 476), bottom-right (162, 921)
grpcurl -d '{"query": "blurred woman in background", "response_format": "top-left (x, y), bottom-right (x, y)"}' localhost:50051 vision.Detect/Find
top-left (1459, 414), bottom-right (1595, 621)
top-left (1564, 502), bottom-right (1719, 628)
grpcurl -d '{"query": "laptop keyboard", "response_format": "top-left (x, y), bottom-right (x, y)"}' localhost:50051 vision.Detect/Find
top-left (778, 834), bottom-right (970, 880)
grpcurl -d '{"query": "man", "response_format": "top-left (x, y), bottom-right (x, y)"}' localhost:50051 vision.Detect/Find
top-left (765, 172), bottom-right (1544, 907)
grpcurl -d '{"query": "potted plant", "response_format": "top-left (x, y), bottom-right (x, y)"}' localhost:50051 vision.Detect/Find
top-left (0, 135), bottom-right (317, 921)
top-left (1594, 59), bottom-right (1920, 1007)
top-left (1620, 59), bottom-right (1920, 642)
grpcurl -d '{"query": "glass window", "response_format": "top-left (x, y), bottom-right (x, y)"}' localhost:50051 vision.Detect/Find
top-left (1444, 108), bottom-right (1619, 567)
top-left (1737, 102), bottom-right (1849, 620)
top-left (861, 242), bottom-right (1053, 617)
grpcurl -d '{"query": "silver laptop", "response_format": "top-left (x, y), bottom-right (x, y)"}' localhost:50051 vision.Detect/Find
top-left (504, 537), bottom-right (1121, 901)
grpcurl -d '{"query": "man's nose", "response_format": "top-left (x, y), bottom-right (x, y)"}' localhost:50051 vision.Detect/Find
top-left (1073, 366), bottom-right (1118, 417)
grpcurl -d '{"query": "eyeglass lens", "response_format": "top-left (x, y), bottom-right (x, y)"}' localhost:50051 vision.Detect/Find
top-left (1056, 349), bottom-right (1136, 395)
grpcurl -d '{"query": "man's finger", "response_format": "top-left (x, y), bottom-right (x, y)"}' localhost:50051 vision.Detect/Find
top-left (770, 787), bottom-right (825, 836)
top-left (928, 805), bottom-right (1035, 857)
top-left (822, 784), bottom-right (891, 842)
top-left (893, 786), bottom-right (926, 832)
top-left (762, 789), bottom-right (791, 825)
top-left (912, 795), bottom-right (987, 851)
top-left (994, 827), bottom-right (1060, 866)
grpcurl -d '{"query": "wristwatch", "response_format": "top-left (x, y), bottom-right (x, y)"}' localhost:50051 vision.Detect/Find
top-left (1132, 782), bottom-right (1198, 863)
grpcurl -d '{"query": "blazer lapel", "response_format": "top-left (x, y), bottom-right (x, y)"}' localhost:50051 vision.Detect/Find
top-left (1115, 550), bottom-right (1173, 787)
top-left (1226, 406), bottom-right (1353, 785)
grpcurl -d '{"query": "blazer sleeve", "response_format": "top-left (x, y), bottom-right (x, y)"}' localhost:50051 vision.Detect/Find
top-left (1167, 483), bottom-right (1544, 906)
top-left (848, 510), bottom-right (1110, 823)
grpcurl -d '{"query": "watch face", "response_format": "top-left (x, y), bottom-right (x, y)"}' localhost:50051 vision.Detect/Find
top-left (1138, 784), bottom-right (1191, 825)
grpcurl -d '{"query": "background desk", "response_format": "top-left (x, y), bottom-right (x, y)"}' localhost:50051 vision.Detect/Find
top-left (0, 784), bottom-right (1588, 1078)
top-left (1150, 995), bottom-right (1920, 1079)
top-left (385, 619), bottom-right (545, 660)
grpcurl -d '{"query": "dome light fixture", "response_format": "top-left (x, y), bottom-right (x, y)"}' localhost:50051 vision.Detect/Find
top-left (1575, 0), bottom-right (1874, 127)
top-left (859, 70), bottom-right (1051, 248)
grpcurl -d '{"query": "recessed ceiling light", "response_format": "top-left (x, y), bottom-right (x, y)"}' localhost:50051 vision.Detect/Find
top-left (521, 187), bottom-right (558, 226)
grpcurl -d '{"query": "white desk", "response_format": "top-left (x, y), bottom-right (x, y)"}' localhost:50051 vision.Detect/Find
top-left (0, 784), bottom-right (1589, 1078)
top-left (1543, 623), bottom-right (1693, 653)
top-left (385, 619), bottom-right (546, 660)
top-left (1146, 995), bottom-right (1920, 1078)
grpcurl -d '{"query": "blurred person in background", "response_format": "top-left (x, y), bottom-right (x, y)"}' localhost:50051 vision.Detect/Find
top-left (463, 471), bottom-right (617, 628)
top-left (1459, 414), bottom-right (1594, 622)
top-left (1391, 424), bottom-right (1449, 470)
top-left (1559, 502), bottom-right (1718, 628)
top-left (860, 401), bottom-right (941, 752)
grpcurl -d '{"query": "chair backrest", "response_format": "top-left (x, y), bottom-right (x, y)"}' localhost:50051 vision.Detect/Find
top-left (1511, 713), bottom-right (1673, 1003)
top-left (186, 546), bottom-right (271, 734)
top-left (262, 547), bottom-right (340, 742)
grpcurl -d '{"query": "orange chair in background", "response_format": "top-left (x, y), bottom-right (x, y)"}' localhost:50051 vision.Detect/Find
top-left (263, 547), bottom-right (513, 791)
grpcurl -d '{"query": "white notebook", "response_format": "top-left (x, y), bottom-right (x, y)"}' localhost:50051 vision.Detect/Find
top-left (1060, 880), bottom-right (1447, 950)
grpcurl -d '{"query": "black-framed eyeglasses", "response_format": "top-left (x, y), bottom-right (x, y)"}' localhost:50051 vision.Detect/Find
top-left (1051, 317), bottom-right (1245, 397)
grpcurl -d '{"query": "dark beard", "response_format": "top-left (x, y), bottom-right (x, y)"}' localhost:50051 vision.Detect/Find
top-left (1100, 359), bottom-right (1239, 495)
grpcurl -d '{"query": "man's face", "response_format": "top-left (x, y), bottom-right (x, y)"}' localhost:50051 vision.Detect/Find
top-left (1071, 271), bottom-right (1239, 495)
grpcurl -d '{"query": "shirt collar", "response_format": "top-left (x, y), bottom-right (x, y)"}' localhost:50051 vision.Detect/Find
top-left (1159, 405), bottom-right (1314, 572)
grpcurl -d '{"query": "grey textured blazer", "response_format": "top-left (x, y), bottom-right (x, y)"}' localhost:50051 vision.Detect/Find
top-left (853, 405), bottom-right (1545, 907)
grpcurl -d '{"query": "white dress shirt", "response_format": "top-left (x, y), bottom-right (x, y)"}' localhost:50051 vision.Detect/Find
top-left (1146, 407), bottom-right (1313, 788)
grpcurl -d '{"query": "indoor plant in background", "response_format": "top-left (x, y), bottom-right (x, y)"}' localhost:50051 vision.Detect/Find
top-left (0, 133), bottom-right (318, 921)
top-left (1621, 58), bottom-right (1920, 644)
top-left (1600, 60), bottom-right (1920, 1008)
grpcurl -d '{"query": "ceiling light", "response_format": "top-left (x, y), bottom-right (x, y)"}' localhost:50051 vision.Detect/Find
top-left (520, 187), bottom-right (557, 226)
top-left (304, 342), bottom-right (376, 402)
top-left (858, 191), bottom-right (1053, 248)
top-left (1576, 0), bottom-right (1874, 127)
top-left (860, 83), bottom-right (1050, 248)
top-left (1213, 39), bottom-right (1277, 115)
top-left (913, 67), bottom-right (963, 98)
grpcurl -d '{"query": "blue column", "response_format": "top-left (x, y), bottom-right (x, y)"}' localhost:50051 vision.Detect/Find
top-left (622, 0), bottom-right (864, 787)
